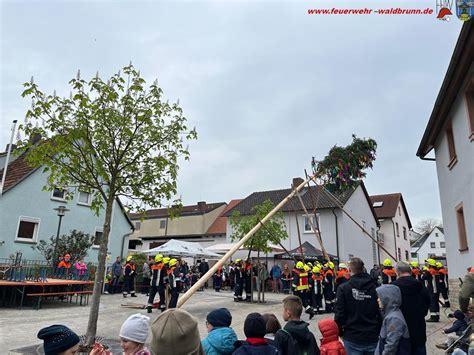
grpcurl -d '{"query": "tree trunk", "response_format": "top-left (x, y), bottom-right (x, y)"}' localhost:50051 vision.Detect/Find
top-left (85, 194), bottom-right (114, 346)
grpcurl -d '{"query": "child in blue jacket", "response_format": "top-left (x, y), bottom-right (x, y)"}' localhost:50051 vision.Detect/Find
top-left (436, 310), bottom-right (469, 350)
top-left (202, 308), bottom-right (238, 355)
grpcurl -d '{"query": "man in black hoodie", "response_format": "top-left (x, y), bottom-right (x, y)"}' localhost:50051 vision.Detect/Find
top-left (274, 295), bottom-right (320, 355)
top-left (392, 261), bottom-right (430, 355)
top-left (334, 257), bottom-right (381, 354)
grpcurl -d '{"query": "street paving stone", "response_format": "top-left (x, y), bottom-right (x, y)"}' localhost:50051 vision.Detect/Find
top-left (1, 289), bottom-right (450, 354)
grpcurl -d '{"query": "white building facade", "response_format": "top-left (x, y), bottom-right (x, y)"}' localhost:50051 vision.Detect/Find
top-left (370, 193), bottom-right (412, 264)
top-left (410, 226), bottom-right (446, 264)
top-left (417, 21), bottom-right (473, 307)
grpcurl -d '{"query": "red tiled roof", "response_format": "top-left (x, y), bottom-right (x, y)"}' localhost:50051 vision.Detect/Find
top-left (370, 193), bottom-right (412, 229)
top-left (0, 153), bottom-right (39, 194)
top-left (128, 202), bottom-right (226, 220)
top-left (206, 199), bottom-right (242, 235)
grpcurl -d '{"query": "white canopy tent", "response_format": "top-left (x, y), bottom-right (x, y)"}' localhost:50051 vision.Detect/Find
top-left (143, 239), bottom-right (221, 259)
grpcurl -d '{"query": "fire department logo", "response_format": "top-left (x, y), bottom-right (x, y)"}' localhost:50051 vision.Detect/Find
top-left (456, 0), bottom-right (474, 21)
top-left (436, 0), bottom-right (454, 20)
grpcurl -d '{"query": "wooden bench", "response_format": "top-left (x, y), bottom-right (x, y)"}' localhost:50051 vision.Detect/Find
top-left (27, 290), bottom-right (93, 309)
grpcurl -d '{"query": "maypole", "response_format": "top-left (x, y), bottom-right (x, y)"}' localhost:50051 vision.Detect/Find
top-left (177, 176), bottom-right (311, 308)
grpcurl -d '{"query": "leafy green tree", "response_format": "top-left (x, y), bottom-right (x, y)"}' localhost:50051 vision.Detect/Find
top-left (32, 229), bottom-right (95, 264)
top-left (17, 64), bottom-right (196, 345)
top-left (313, 135), bottom-right (377, 191)
top-left (229, 199), bottom-right (288, 254)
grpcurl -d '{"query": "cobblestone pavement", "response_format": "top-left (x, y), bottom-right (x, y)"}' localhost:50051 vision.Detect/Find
top-left (1, 289), bottom-right (453, 354)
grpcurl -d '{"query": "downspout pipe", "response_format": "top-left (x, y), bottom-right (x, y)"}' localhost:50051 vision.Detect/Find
top-left (377, 226), bottom-right (381, 266)
top-left (121, 231), bottom-right (134, 260)
top-left (332, 208), bottom-right (340, 261)
top-left (391, 220), bottom-right (398, 261)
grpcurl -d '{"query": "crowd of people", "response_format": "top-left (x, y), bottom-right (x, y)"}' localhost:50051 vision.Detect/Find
top-left (41, 253), bottom-right (473, 354)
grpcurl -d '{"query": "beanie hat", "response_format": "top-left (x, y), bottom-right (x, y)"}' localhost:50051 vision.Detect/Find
top-left (119, 314), bottom-right (150, 344)
top-left (150, 309), bottom-right (202, 355)
top-left (453, 310), bottom-right (465, 320)
top-left (37, 325), bottom-right (80, 355)
top-left (206, 308), bottom-right (232, 328)
top-left (244, 313), bottom-right (266, 338)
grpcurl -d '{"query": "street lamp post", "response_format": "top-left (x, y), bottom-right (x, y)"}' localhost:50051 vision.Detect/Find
top-left (53, 205), bottom-right (69, 267)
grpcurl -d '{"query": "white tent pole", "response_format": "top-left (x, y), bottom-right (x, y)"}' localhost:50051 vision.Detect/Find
top-left (177, 176), bottom-right (312, 308)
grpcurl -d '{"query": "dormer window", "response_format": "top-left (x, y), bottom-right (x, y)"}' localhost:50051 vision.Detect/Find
top-left (373, 201), bottom-right (383, 208)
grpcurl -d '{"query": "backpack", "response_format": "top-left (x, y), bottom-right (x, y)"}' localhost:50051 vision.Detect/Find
top-left (278, 329), bottom-right (311, 355)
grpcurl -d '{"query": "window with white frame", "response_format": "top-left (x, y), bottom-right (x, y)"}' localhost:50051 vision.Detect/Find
top-left (430, 242), bottom-right (436, 248)
top-left (303, 214), bottom-right (320, 233)
top-left (78, 191), bottom-right (92, 205)
top-left (160, 220), bottom-right (166, 229)
top-left (94, 228), bottom-right (104, 247)
top-left (16, 216), bottom-right (40, 243)
top-left (411, 252), bottom-right (417, 258)
top-left (51, 187), bottom-right (66, 201)
top-left (440, 242), bottom-right (445, 248)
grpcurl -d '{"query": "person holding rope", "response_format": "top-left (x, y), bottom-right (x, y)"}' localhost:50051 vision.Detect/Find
top-left (147, 254), bottom-right (166, 313)
top-left (167, 258), bottom-right (179, 308)
top-left (243, 258), bottom-right (253, 302)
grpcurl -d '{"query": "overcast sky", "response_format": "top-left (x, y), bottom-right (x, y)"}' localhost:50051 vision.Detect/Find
top-left (0, 0), bottom-right (463, 228)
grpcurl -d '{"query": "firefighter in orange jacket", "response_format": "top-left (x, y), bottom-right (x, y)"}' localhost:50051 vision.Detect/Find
top-left (309, 265), bottom-right (324, 314)
top-left (436, 262), bottom-right (450, 307)
top-left (382, 259), bottom-right (397, 284)
top-left (147, 254), bottom-right (165, 313)
top-left (123, 256), bottom-right (137, 298)
top-left (423, 258), bottom-right (440, 322)
top-left (335, 262), bottom-right (350, 291)
top-left (410, 261), bottom-right (422, 282)
top-left (57, 254), bottom-right (72, 279)
top-left (293, 261), bottom-right (315, 319)
top-left (323, 261), bottom-right (336, 313)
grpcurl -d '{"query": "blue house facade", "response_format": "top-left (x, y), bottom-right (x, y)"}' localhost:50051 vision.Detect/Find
top-left (0, 149), bottom-right (134, 262)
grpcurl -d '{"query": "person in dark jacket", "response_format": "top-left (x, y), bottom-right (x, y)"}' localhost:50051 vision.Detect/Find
top-left (232, 313), bottom-right (278, 355)
top-left (111, 256), bottom-right (122, 294)
top-left (375, 284), bottom-right (411, 355)
top-left (199, 259), bottom-right (210, 288)
top-left (392, 261), bottom-right (430, 355)
top-left (274, 295), bottom-right (320, 355)
top-left (335, 257), bottom-right (381, 354)
top-left (435, 310), bottom-right (470, 350)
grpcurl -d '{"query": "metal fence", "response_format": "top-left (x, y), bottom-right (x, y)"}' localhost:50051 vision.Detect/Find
top-left (0, 258), bottom-right (99, 282)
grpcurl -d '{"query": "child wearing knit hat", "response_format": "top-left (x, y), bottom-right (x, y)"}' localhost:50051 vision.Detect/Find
top-left (37, 324), bottom-right (80, 355)
top-left (201, 308), bottom-right (238, 355)
top-left (119, 314), bottom-right (151, 355)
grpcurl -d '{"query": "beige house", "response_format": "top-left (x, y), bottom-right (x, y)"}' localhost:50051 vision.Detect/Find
top-left (128, 201), bottom-right (229, 252)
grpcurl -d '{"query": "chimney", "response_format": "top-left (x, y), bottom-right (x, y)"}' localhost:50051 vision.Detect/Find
top-left (5, 144), bottom-right (16, 152)
top-left (292, 177), bottom-right (304, 189)
top-left (197, 201), bottom-right (207, 213)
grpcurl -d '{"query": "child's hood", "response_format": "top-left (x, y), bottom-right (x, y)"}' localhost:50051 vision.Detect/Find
top-left (376, 284), bottom-right (401, 315)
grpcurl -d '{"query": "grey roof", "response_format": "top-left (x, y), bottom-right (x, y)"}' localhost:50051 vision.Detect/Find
top-left (411, 232), bottom-right (429, 248)
top-left (224, 184), bottom-right (357, 217)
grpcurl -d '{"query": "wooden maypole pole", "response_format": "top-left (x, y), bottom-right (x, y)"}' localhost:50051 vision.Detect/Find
top-left (177, 176), bottom-right (311, 308)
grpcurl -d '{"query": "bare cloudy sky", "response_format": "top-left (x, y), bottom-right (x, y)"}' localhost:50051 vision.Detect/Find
top-left (0, 0), bottom-right (464, 227)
